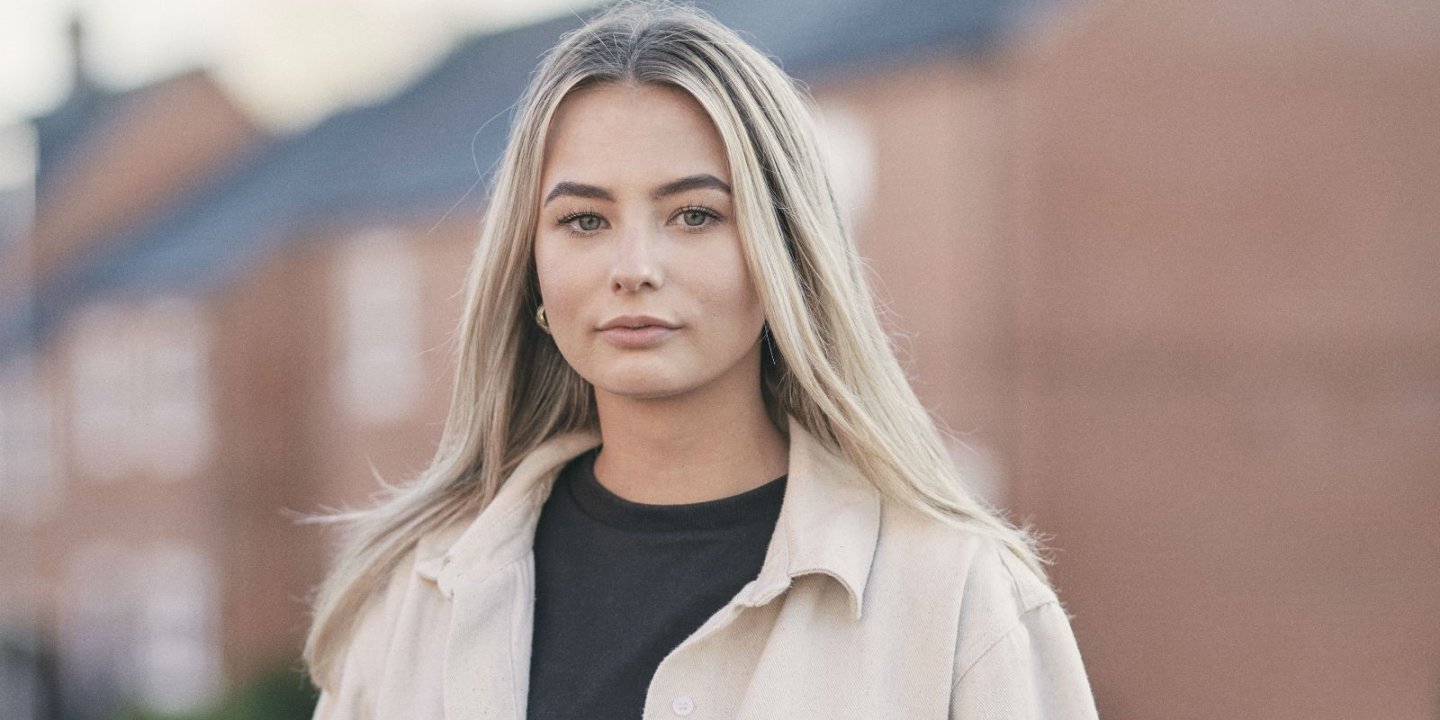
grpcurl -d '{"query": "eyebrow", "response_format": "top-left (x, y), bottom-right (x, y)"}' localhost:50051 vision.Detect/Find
top-left (652, 174), bottom-right (732, 199)
top-left (543, 173), bottom-right (732, 206)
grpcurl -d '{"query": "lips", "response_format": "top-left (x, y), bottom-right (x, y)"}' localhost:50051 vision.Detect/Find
top-left (598, 315), bottom-right (678, 331)
top-left (597, 315), bottom-right (679, 349)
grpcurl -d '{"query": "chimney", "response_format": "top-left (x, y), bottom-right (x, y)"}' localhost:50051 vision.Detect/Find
top-left (68, 14), bottom-right (91, 92)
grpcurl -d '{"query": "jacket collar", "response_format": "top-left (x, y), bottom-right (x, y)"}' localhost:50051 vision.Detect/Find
top-left (737, 417), bottom-right (881, 618)
top-left (416, 416), bottom-right (882, 617)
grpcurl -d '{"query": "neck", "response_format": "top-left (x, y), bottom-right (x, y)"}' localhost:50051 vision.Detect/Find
top-left (591, 363), bottom-right (788, 505)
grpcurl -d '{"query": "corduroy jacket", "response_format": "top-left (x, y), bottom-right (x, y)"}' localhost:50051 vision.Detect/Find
top-left (313, 417), bottom-right (1101, 719)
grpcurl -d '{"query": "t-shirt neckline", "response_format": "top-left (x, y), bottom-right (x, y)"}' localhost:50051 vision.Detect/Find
top-left (563, 448), bottom-right (787, 533)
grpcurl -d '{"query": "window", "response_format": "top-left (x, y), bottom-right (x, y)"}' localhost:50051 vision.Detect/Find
top-left (133, 298), bottom-right (212, 480)
top-left (67, 297), bottom-right (212, 481)
top-left (58, 543), bottom-right (136, 719)
top-left (68, 304), bottom-right (132, 482)
top-left (0, 356), bottom-right (57, 521)
top-left (334, 229), bottom-right (423, 424)
top-left (135, 545), bottom-right (221, 714)
top-left (58, 542), bottom-right (221, 717)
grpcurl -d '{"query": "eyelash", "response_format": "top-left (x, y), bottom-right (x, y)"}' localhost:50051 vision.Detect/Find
top-left (554, 205), bottom-right (725, 236)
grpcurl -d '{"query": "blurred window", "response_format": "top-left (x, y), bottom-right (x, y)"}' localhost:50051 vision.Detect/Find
top-left (59, 543), bottom-right (136, 719)
top-left (134, 298), bottom-right (213, 480)
top-left (68, 297), bottom-right (212, 481)
top-left (69, 303), bottom-right (132, 481)
top-left (135, 545), bottom-right (221, 714)
top-left (58, 542), bottom-right (220, 718)
top-left (334, 228), bottom-right (423, 424)
top-left (0, 356), bottom-right (58, 521)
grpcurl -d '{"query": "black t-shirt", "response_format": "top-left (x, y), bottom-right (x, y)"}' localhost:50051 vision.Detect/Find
top-left (526, 448), bottom-right (786, 720)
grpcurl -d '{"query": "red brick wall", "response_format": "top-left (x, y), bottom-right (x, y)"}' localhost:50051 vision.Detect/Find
top-left (1004, 1), bottom-right (1440, 717)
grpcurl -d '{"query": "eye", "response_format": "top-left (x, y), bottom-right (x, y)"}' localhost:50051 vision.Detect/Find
top-left (672, 205), bottom-right (723, 230)
top-left (556, 211), bottom-right (607, 235)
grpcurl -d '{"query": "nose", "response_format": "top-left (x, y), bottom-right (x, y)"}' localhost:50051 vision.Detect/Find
top-left (609, 222), bottom-right (663, 293)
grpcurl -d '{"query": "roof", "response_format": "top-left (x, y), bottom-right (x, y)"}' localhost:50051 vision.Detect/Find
top-left (1, 0), bottom-right (1052, 358)
top-left (32, 83), bottom-right (113, 194)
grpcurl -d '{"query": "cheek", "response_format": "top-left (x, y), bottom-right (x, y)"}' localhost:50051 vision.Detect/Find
top-left (722, 245), bottom-right (763, 317)
top-left (533, 237), bottom-right (555, 298)
top-left (693, 254), bottom-right (764, 335)
top-left (533, 245), bottom-right (587, 364)
top-left (534, 240), bottom-right (582, 311)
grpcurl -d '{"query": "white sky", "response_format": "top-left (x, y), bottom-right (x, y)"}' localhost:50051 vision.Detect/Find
top-left (0, 0), bottom-right (605, 130)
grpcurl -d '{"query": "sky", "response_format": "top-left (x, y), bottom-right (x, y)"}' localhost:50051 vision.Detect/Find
top-left (0, 0), bottom-right (605, 130)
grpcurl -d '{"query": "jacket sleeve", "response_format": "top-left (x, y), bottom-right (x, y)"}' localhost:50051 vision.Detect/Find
top-left (949, 599), bottom-right (1100, 719)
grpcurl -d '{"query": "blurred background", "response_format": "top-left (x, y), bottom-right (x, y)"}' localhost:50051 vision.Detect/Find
top-left (1, 0), bottom-right (1437, 718)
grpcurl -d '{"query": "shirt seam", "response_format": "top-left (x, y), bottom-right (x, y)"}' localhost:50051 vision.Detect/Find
top-left (950, 599), bottom-right (1061, 691)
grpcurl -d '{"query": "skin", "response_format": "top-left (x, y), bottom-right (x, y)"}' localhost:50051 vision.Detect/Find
top-left (533, 82), bottom-right (788, 505)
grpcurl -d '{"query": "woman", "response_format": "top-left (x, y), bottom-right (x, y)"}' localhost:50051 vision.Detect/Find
top-left (307, 2), bottom-right (1099, 718)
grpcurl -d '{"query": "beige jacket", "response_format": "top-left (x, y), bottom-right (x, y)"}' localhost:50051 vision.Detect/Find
top-left (314, 418), bottom-right (1100, 719)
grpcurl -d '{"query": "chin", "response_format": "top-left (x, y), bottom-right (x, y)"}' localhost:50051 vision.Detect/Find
top-left (595, 377), bottom-right (691, 401)
top-left (589, 366), bottom-right (699, 401)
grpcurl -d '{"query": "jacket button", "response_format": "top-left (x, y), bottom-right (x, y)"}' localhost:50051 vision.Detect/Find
top-left (671, 695), bottom-right (695, 716)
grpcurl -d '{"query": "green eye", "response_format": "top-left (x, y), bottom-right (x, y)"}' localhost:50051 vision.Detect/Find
top-left (682, 210), bottom-right (708, 227)
top-left (577, 214), bottom-right (603, 232)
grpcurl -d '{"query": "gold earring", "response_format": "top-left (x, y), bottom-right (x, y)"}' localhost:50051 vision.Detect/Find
top-left (536, 304), bottom-right (551, 334)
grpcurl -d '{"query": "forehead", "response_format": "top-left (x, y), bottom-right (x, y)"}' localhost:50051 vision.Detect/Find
top-left (540, 82), bottom-right (732, 184)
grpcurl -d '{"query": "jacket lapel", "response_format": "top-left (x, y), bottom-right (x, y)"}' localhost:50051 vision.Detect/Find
top-left (431, 432), bottom-right (601, 720)
top-left (443, 559), bottom-right (534, 720)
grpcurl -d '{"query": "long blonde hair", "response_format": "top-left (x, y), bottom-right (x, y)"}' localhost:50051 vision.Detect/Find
top-left (305, 0), bottom-right (1048, 687)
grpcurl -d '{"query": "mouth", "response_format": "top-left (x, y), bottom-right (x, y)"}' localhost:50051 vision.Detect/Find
top-left (597, 316), bottom-right (679, 349)
top-left (597, 315), bottom-right (679, 331)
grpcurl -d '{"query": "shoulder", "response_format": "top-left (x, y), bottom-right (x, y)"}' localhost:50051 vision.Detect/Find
top-left (875, 500), bottom-right (1055, 608)
top-left (872, 501), bottom-right (1060, 664)
top-left (871, 505), bottom-right (1099, 717)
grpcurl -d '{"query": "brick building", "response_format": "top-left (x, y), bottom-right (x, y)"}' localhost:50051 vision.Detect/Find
top-left (0, 61), bottom-right (264, 717)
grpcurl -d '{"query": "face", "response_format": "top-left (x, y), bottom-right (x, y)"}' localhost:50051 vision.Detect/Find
top-left (534, 82), bottom-right (765, 402)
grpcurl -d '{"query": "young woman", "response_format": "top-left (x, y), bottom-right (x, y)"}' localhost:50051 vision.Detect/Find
top-left (306, 3), bottom-right (1099, 718)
